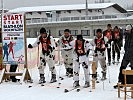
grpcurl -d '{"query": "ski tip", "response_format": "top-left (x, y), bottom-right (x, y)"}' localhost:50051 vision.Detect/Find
top-left (57, 86), bottom-right (60, 88)
top-left (64, 89), bottom-right (69, 93)
top-left (77, 89), bottom-right (80, 92)
top-left (89, 90), bottom-right (92, 92)
top-left (28, 86), bottom-right (32, 88)
top-left (41, 84), bottom-right (44, 86)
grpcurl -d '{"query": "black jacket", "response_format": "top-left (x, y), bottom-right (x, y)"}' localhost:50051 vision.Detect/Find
top-left (124, 32), bottom-right (133, 59)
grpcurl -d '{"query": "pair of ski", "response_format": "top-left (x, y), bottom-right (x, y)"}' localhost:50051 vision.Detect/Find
top-left (64, 86), bottom-right (92, 93)
top-left (28, 76), bottom-right (68, 88)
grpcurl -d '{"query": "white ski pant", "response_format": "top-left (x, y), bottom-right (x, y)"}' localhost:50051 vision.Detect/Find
top-left (73, 55), bottom-right (90, 82)
top-left (61, 49), bottom-right (73, 69)
top-left (93, 52), bottom-right (106, 73)
top-left (38, 52), bottom-right (56, 75)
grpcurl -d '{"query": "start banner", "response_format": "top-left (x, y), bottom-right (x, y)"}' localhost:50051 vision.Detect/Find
top-left (2, 13), bottom-right (25, 64)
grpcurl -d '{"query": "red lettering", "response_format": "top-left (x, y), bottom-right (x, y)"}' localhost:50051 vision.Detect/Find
top-left (16, 20), bottom-right (19, 24)
top-left (8, 21), bottom-right (10, 24)
top-left (12, 21), bottom-right (15, 24)
top-left (15, 15), bottom-right (18, 20)
top-left (4, 21), bottom-right (6, 24)
top-left (7, 15), bottom-right (11, 20)
top-left (11, 15), bottom-right (15, 20)
top-left (19, 14), bottom-right (22, 20)
top-left (3, 15), bottom-right (7, 20)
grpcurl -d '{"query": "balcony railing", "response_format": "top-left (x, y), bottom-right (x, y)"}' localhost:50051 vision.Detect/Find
top-left (0, 12), bottom-right (132, 25)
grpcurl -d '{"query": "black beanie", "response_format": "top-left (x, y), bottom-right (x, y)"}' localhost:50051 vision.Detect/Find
top-left (64, 29), bottom-right (70, 33)
top-left (40, 27), bottom-right (46, 34)
top-left (77, 34), bottom-right (83, 40)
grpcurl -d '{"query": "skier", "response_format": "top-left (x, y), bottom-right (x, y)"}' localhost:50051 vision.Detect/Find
top-left (64, 34), bottom-right (92, 88)
top-left (112, 26), bottom-right (123, 64)
top-left (57, 29), bottom-right (74, 77)
top-left (91, 29), bottom-right (107, 80)
top-left (114, 25), bottom-right (133, 88)
top-left (103, 24), bottom-right (113, 66)
top-left (28, 27), bottom-right (57, 84)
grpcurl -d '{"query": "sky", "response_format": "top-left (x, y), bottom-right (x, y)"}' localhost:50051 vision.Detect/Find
top-left (1, 0), bottom-right (133, 10)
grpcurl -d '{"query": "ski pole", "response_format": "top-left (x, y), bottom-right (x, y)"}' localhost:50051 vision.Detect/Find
top-left (107, 65), bottom-right (111, 83)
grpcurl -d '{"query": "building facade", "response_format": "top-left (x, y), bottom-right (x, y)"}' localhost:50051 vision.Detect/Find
top-left (8, 3), bottom-right (133, 38)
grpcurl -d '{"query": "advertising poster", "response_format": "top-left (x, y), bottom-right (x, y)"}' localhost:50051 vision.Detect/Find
top-left (2, 13), bottom-right (25, 64)
top-left (0, 43), bottom-right (2, 70)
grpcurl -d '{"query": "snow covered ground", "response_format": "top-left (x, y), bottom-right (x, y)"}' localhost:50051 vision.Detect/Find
top-left (0, 38), bottom-right (132, 100)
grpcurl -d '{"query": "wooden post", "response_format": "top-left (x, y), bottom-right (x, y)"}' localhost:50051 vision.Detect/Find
top-left (91, 61), bottom-right (96, 89)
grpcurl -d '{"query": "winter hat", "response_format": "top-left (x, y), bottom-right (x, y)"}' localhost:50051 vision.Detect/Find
top-left (126, 25), bottom-right (132, 31)
top-left (96, 29), bottom-right (102, 33)
top-left (40, 27), bottom-right (46, 34)
top-left (77, 34), bottom-right (83, 40)
top-left (64, 29), bottom-right (70, 33)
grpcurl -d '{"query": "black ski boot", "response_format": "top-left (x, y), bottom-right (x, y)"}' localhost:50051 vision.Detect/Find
top-left (73, 81), bottom-right (80, 88)
top-left (112, 59), bottom-right (115, 64)
top-left (50, 74), bottom-right (57, 83)
top-left (68, 68), bottom-right (73, 77)
top-left (39, 74), bottom-right (46, 84)
top-left (113, 84), bottom-right (123, 89)
top-left (66, 68), bottom-right (69, 76)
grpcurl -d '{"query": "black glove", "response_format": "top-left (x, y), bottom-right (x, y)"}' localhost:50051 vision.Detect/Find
top-left (28, 44), bottom-right (33, 48)
top-left (105, 44), bottom-right (108, 47)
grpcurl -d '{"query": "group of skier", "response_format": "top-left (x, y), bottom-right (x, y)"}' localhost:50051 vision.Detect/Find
top-left (27, 23), bottom-right (132, 88)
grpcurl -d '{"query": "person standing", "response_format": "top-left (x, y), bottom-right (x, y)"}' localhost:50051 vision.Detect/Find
top-left (103, 24), bottom-right (113, 66)
top-left (114, 25), bottom-right (133, 88)
top-left (57, 29), bottom-right (74, 77)
top-left (65, 34), bottom-right (92, 88)
top-left (28, 27), bottom-right (57, 84)
top-left (91, 29), bottom-right (107, 80)
top-left (112, 26), bottom-right (123, 64)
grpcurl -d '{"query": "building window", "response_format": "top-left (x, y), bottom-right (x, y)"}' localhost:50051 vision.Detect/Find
top-left (81, 30), bottom-right (90, 36)
top-left (93, 29), bottom-right (97, 36)
top-left (59, 30), bottom-right (78, 36)
top-left (59, 30), bottom-right (64, 36)
top-left (70, 30), bottom-right (78, 36)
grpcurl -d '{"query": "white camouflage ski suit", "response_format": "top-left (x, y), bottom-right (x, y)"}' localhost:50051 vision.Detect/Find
top-left (57, 35), bottom-right (74, 75)
top-left (32, 34), bottom-right (56, 76)
top-left (67, 39), bottom-right (92, 82)
top-left (90, 36), bottom-right (107, 79)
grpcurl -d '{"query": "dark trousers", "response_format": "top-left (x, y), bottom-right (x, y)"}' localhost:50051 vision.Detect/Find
top-left (118, 57), bottom-right (133, 84)
top-left (107, 48), bottom-right (111, 63)
top-left (9, 64), bottom-right (18, 80)
top-left (112, 44), bottom-right (120, 61)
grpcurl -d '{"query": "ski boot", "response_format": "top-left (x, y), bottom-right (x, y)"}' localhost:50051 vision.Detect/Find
top-left (50, 74), bottom-right (57, 83)
top-left (101, 71), bottom-right (107, 81)
top-left (10, 77), bottom-right (20, 82)
top-left (107, 62), bottom-right (111, 66)
top-left (114, 84), bottom-right (123, 89)
top-left (73, 81), bottom-right (80, 88)
top-left (83, 81), bottom-right (90, 88)
top-left (68, 68), bottom-right (73, 77)
top-left (112, 59), bottom-right (115, 64)
top-left (39, 74), bottom-right (46, 84)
